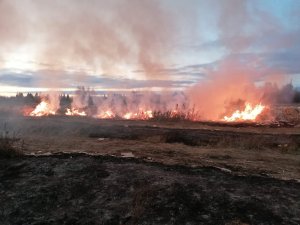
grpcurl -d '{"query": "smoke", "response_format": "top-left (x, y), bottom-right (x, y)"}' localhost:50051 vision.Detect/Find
top-left (216, 0), bottom-right (251, 51)
top-left (1, 0), bottom-right (297, 120)
top-left (0, 0), bottom-right (176, 82)
top-left (187, 60), bottom-right (261, 120)
top-left (0, 0), bottom-right (27, 64)
top-left (184, 0), bottom-right (293, 120)
top-left (70, 87), bottom-right (188, 118)
top-left (186, 57), bottom-right (292, 120)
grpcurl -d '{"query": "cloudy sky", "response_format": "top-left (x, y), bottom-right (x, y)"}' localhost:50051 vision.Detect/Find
top-left (0, 0), bottom-right (300, 95)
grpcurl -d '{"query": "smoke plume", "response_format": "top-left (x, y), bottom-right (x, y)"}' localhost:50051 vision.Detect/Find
top-left (0, 0), bottom-right (176, 81)
top-left (0, 0), bottom-right (296, 121)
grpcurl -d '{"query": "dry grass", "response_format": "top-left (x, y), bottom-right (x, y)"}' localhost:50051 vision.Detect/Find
top-left (151, 110), bottom-right (199, 122)
top-left (128, 184), bottom-right (159, 225)
top-left (0, 127), bottom-right (24, 158)
top-left (274, 106), bottom-right (300, 125)
top-left (0, 137), bottom-right (23, 158)
top-left (163, 129), bottom-right (300, 151)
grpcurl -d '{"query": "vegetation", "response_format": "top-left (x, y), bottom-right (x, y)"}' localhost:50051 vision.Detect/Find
top-left (151, 109), bottom-right (199, 122)
top-left (0, 126), bottom-right (24, 158)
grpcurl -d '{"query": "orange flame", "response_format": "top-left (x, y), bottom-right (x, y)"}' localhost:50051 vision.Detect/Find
top-left (96, 110), bottom-right (115, 119)
top-left (65, 108), bottom-right (87, 117)
top-left (223, 102), bottom-right (265, 122)
top-left (28, 103), bottom-right (154, 120)
top-left (95, 109), bottom-right (153, 120)
top-left (28, 99), bottom-right (266, 123)
top-left (29, 101), bottom-right (56, 117)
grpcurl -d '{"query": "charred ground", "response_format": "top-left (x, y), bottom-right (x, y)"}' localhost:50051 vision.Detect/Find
top-left (1, 154), bottom-right (300, 225)
top-left (0, 114), bottom-right (300, 224)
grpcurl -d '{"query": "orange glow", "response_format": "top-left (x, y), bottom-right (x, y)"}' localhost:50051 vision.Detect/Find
top-left (95, 109), bottom-right (153, 120)
top-left (28, 103), bottom-right (155, 120)
top-left (123, 112), bottom-right (136, 120)
top-left (96, 110), bottom-right (115, 119)
top-left (223, 102), bottom-right (265, 122)
top-left (122, 110), bottom-right (153, 120)
top-left (27, 98), bottom-right (266, 123)
top-left (65, 108), bottom-right (87, 116)
top-left (29, 101), bottom-right (56, 117)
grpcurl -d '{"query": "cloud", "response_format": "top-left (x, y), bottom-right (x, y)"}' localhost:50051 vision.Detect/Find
top-left (1, 0), bottom-right (300, 90)
top-left (0, 72), bottom-right (34, 87)
top-left (0, 70), bottom-right (193, 90)
top-left (0, 0), bottom-right (179, 79)
top-left (266, 51), bottom-right (300, 75)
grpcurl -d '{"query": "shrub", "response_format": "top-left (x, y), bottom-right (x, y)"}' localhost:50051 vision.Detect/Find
top-left (0, 127), bottom-right (24, 158)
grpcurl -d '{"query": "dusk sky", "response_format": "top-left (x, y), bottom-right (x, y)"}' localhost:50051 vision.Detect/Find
top-left (0, 0), bottom-right (300, 95)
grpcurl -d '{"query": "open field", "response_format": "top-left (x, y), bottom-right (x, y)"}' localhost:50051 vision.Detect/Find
top-left (1, 114), bottom-right (300, 224)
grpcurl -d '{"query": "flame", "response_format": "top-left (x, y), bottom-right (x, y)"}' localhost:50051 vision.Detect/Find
top-left (123, 112), bottom-right (136, 120)
top-left (127, 110), bottom-right (153, 120)
top-left (29, 101), bottom-right (56, 117)
top-left (28, 99), bottom-right (265, 123)
top-left (223, 102), bottom-right (265, 122)
top-left (28, 103), bottom-right (154, 120)
top-left (121, 110), bottom-right (153, 120)
top-left (65, 108), bottom-right (87, 116)
top-left (95, 109), bottom-right (153, 120)
top-left (96, 110), bottom-right (115, 119)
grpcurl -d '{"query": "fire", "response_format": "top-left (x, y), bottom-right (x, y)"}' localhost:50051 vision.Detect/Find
top-left (142, 110), bottom-right (153, 119)
top-left (123, 112), bottom-right (135, 120)
top-left (28, 103), bottom-right (154, 120)
top-left (27, 97), bottom-right (265, 123)
top-left (96, 110), bottom-right (115, 119)
top-left (223, 102), bottom-right (265, 122)
top-left (29, 101), bottom-right (56, 117)
top-left (66, 108), bottom-right (87, 117)
top-left (122, 110), bottom-right (153, 120)
top-left (95, 110), bottom-right (153, 120)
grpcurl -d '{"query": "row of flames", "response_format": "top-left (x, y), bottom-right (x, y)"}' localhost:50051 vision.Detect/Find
top-left (28, 100), bottom-right (154, 120)
top-left (26, 100), bottom-right (266, 122)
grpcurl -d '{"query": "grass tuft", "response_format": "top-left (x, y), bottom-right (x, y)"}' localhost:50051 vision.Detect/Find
top-left (0, 125), bottom-right (24, 158)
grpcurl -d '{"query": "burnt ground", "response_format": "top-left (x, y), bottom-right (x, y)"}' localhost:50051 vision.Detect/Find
top-left (1, 154), bottom-right (300, 225)
top-left (1, 115), bottom-right (300, 224)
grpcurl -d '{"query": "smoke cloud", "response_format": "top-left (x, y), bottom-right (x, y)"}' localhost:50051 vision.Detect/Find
top-left (187, 60), bottom-right (263, 120)
top-left (0, 0), bottom-right (176, 82)
top-left (1, 0), bottom-right (297, 120)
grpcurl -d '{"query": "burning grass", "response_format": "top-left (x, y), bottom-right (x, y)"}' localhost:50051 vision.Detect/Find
top-left (26, 101), bottom-right (271, 124)
top-left (16, 85), bottom-right (300, 127)
top-left (223, 102), bottom-right (265, 122)
top-left (23, 100), bottom-right (300, 129)
top-left (23, 89), bottom-right (272, 124)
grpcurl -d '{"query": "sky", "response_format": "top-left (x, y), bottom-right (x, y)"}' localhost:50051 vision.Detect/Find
top-left (0, 0), bottom-right (300, 95)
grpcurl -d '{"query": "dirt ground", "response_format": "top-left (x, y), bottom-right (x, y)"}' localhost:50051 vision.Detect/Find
top-left (1, 114), bottom-right (300, 224)
top-left (1, 155), bottom-right (300, 225)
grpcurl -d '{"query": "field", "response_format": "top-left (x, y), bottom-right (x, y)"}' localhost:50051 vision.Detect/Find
top-left (1, 113), bottom-right (300, 224)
